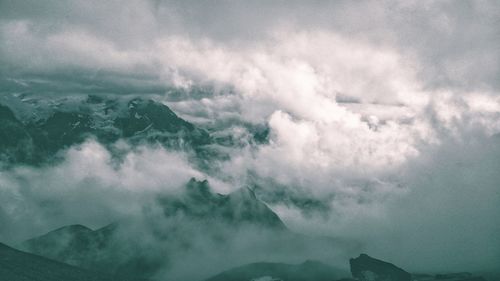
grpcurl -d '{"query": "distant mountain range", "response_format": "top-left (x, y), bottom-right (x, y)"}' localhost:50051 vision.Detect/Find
top-left (0, 95), bottom-right (212, 165)
top-left (16, 177), bottom-right (361, 280)
top-left (1, 241), bottom-right (488, 281)
top-left (15, 178), bottom-right (490, 281)
top-left (0, 94), bottom-right (326, 213)
top-left (0, 94), bottom-right (270, 168)
top-left (204, 254), bottom-right (488, 281)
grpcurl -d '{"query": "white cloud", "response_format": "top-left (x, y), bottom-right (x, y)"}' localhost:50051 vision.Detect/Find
top-left (0, 140), bottom-right (232, 242)
top-left (1, 0), bottom-right (500, 273)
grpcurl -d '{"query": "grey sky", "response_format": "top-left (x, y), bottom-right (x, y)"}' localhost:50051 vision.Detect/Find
top-left (1, 0), bottom-right (499, 94)
top-left (0, 0), bottom-right (499, 275)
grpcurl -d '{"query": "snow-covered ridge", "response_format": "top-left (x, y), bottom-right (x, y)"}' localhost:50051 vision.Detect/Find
top-left (0, 94), bottom-right (212, 165)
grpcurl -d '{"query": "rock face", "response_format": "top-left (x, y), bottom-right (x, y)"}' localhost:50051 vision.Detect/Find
top-left (349, 254), bottom-right (411, 281)
top-left (113, 98), bottom-right (211, 146)
top-left (0, 96), bottom-right (212, 165)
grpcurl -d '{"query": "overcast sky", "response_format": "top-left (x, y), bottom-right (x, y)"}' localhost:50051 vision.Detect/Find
top-left (1, 0), bottom-right (499, 94)
top-left (0, 0), bottom-right (499, 274)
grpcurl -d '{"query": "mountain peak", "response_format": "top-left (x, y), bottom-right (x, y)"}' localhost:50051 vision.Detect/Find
top-left (350, 254), bottom-right (411, 281)
top-left (157, 179), bottom-right (286, 230)
top-left (0, 95), bottom-right (212, 165)
top-left (185, 178), bottom-right (213, 200)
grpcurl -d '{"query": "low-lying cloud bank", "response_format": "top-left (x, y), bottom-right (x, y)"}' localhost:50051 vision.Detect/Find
top-left (0, 0), bottom-right (499, 275)
top-left (0, 141), bottom-right (229, 242)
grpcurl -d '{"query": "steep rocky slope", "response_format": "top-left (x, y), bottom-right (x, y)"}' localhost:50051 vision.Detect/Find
top-left (0, 95), bottom-right (211, 165)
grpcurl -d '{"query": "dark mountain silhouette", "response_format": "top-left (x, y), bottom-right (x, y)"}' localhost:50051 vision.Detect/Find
top-left (349, 254), bottom-right (487, 281)
top-left (21, 224), bottom-right (116, 270)
top-left (0, 242), bottom-right (146, 281)
top-left (113, 98), bottom-right (210, 146)
top-left (204, 254), bottom-right (489, 281)
top-left (204, 260), bottom-right (346, 281)
top-left (156, 178), bottom-right (286, 230)
top-left (350, 253), bottom-right (411, 281)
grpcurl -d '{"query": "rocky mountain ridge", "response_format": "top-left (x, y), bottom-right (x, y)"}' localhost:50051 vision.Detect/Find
top-left (20, 178), bottom-right (293, 278)
top-left (0, 95), bottom-right (211, 165)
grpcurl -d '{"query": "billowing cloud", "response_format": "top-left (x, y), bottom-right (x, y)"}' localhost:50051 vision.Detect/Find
top-left (1, 0), bottom-right (499, 93)
top-left (0, 140), bottom-right (233, 243)
top-left (0, 0), bottom-right (499, 276)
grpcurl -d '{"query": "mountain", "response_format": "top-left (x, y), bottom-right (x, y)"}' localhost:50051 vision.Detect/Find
top-left (0, 95), bottom-right (211, 165)
top-left (204, 260), bottom-right (346, 281)
top-left (21, 224), bottom-right (116, 270)
top-left (20, 178), bottom-right (361, 280)
top-left (204, 254), bottom-right (490, 281)
top-left (113, 97), bottom-right (211, 146)
top-left (20, 221), bottom-right (163, 279)
top-left (349, 254), bottom-right (487, 281)
top-left (156, 178), bottom-right (286, 230)
top-left (350, 254), bottom-right (411, 281)
top-left (0, 242), bottom-right (146, 281)
top-left (20, 178), bottom-right (291, 279)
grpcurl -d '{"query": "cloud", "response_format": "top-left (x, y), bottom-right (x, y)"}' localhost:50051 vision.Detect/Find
top-left (0, 139), bottom-right (356, 281)
top-left (1, 0), bottom-right (499, 93)
top-left (0, 0), bottom-right (499, 275)
top-left (261, 133), bottom-right (500, 273)
top-left (0, 140), bottom-right (233, 243)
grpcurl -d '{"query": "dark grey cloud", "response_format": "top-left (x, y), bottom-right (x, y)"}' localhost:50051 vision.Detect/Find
top-left (1, 0), bottom-right (499, 94)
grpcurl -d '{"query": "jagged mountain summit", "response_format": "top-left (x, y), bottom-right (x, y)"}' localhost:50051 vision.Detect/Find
top-left (156, 178), bottom-right (286, 230)
top-left (204, 254), bottom-right (490, 281)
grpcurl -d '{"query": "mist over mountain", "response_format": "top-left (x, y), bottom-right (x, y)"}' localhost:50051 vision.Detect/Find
top-left (18, 177), bottom-right (358, 280)
top-left (1, 1), bottom-right (499, 281)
